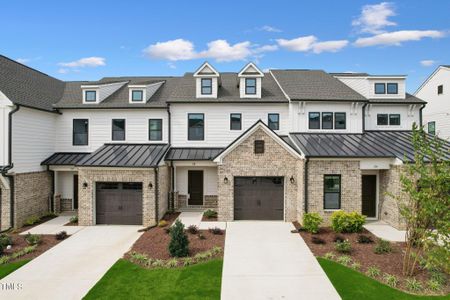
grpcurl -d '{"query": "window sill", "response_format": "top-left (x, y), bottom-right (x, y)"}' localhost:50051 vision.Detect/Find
top-left (323, 209), bottom-right (341, 212)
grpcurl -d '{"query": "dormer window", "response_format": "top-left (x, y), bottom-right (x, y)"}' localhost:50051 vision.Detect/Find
top-left (201, 78), bottom-right (212, 95)
top-left (85, 90), bottom-right (97, 102)
top-left (131, 90), bottom-right (144, 102)
top-left (374, 83), bottom-right (385, 94)
top-left (387, 83), bottom-right (398, 94)
top-left (245, 78), bottom-right (257, 95)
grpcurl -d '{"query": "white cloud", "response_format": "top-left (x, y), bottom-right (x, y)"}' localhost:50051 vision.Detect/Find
top-left (143, 39), bottom-right (197, 61)
top-left (352, 2), bottom-right (396, 34)
top-left (199, 40), bottom-right (252, 62)
top-left (259, 25), bottom-right (282, 33)
top-left (420, 60), bottom-right (436, 67)
top-left (252, 44), bottom-right (278, 54)
top-left (59, 57), bottom-right (106, 68)
top-left (354, 30), bottom-right (445, 47)
top-left (277, 36), bottom-right (348, 53)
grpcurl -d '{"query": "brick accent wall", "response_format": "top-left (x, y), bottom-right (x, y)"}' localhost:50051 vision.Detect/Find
top-left (158, 165), bottom-right (170, 219)
top-left (176, 194), bottom-right (187, 209)
top-left (14, 171), bottom-right (52, 227)
top-left (307, 160), bottom-right (361, 225)
top-left (204, 195), bottom-right (218, 208)
top-left (217, 127), bottom-right (304, 222)
top-left (379, 165), bottom-right (406, 229)
top-left (60, 198), bottom-right (73, 212)
top-left (0, 176), bottom-right (11, 230)
top-left (77, 168), bottom-right (156, 227)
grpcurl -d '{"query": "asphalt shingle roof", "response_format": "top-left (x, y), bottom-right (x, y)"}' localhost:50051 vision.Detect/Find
top-left (168, 72), bottom-right (287, 103)
top-left (0, 55), bottom-right (65, 111)
top-left (271, 70), bottom-right (367, 101)
top-left (368, 93), bottom-right (426, 104)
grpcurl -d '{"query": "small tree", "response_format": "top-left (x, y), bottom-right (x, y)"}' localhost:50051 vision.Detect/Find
top-left (391, 124), bottom-right (450, 276)
top-left (168, 220), bottom-right (189, 257)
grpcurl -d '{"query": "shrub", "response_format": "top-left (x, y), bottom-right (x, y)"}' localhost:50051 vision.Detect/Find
top-left (0, 256), bottom-right (10, 265)
top-left (333, 235), bottom-right (345, 243)
top-left (427, 279), bottom-right (442, 292)
top-left (334, 239), bottom-right (352, 253)
top-left (357, 234), bottom-right (374, 244)
top-left (336, 255), bottom-right (352, 266)
top-left (311, 236), bottom-right (326, 244)
top-left (11, 245), bottom-right (37, 260)
top-left (366, 266), bottom-right (381, 278)
top-left (183, 257), bottom-right (194, 266)
top-left (429, 270), bottom-right (446, 285)
top-left (69, 215), bottom-right (78, 223)
top-left (405, 278), bottom-right (423, 292)
top-left (323, 252), bottom-right (335, 260)
top-left (330, 211), bottom-right (366, 233)
top-left (302, 212), bottom-right (323, 234)
top-left (24, 216), bottom-right (40, 226)
top-left (158, 220), bottom-right (168, 227)
top-left (374, 239), bottom-right (392, 254)
top-left (166, 258), bottom-right (178, 268)
top-left (129, 252), bottom-right (149, 265)
top-left (211, 246), bottom-right (222, 255)
top-left (351, 262), bottom-right (361, 271)
top-left (194, 252), bottom-right (209, 261)
top-left (203, 209), bottom-right (218, 219)
top-left (383, 273), bottom-right (398, 287)
top-left (0, 234), bottom-right (13, 248)
top-left (186, 225), bottom-right (199, 234)
top-left (152, 259), bottom-right (165, 268)
top-left (164, 227), bottom-right (171, 234)
top-left (55, 231), bottom-right (68, 240)
top-left (168, 220), bottom-right (189, 257)
top-left (209, 227), bottom-right (223, 235)
top-left (198, 233), bottom-right (206, 240)
top-left (24, 233), bottom-right (41, 245)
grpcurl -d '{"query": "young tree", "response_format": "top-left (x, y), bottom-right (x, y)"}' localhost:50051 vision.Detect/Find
top-left (392, 124), bottom-right (450, 276)
top-left (168, 219), bottom-right (189, 257)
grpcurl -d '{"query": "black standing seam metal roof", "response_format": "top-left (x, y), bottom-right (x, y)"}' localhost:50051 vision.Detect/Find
top-left (289, 131), bottom-right (450, 162)
top-left (76, 144), bottom-right (169, 167)
top-left (165, 148), bottom-right (223, 161)
top-left (41, 152), bottom-right (91, 166)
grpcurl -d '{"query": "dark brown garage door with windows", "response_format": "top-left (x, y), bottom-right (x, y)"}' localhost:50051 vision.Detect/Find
top-left (234, 177), bottom-right (284, 220)
top-left (96, 182), bottom-right (143, 225)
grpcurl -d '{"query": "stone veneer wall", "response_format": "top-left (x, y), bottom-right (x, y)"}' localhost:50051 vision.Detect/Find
top-left (14, 171), bottom-right (52, 227)
top-left (158, 165), bottom-right (170, 219)
top-left (204, 195), bottom-right (218, 208)
top-left (217, 127), bottom-right (304, 222)
top-left (0, 176), bottom-right (11, 230)
top-left (307, 160), bottom-right (361, 225)
top-left (78, 168), bottom-right (156, 227)
top-left (379, 165), bottom-right (406, 230)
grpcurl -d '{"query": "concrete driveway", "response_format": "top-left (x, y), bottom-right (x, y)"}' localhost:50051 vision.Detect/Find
top-left (221, 222), bottom-right (340, 300)
top-left (1, 226), bottom-right (142, 300)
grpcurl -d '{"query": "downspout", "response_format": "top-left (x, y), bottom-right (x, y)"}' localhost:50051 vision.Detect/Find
top-left (362, 102), bottom-right (368, 132)
top-left (304, 158), bottom-right (309, 214)
top-left (167, 104), bottom-right (171, 144)
top-left (419, 104), bottom-right (426, 127)
top-left (167, 103), bottom-right (175, 211)
top-left (1, 105), bottom-right (21, 230)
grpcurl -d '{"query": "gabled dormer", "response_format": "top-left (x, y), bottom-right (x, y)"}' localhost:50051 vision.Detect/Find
top-left (238, 62), bottom-right (264, 99)
top-left (81, 81), bottom-right (128, 104)
top-left (194, 62), bottom-right (219, 99)
top-left (128, 81), bottom-right (165, 103)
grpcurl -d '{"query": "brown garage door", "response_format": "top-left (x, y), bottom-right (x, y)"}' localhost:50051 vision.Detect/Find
top-left (234, 177), bottom-right (284, 220)
top-left (96, 182), bottom-right (143, 225)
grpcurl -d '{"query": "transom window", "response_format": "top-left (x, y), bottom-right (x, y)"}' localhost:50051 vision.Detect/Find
top-left (131, 90), bottom-right (144, 102)
top-left (73, 119), bottom-right (89, 146)
top-left (112, 119), bottom-right (125, 141)
top-left (188, 113), bottom-right (204, 141)
top-left (321, 112), bottom-right (333, 129)
top-left (437, 85), bottom-right (443, 95)
top-left (334, 113), bottom-right (346, 129)
top-left (85, 90), bottom-right (97, 102)
top-left (201, 78), bottom-right (212, 95)
top-left (374, 83), bottom-right (386, 94)
top-left (230, 113), bottom-right (242, 130)
top-left (324, 175), bottom-right (341, 209)
top-left (268, 113), bottom-right (279, 130)
top-left (428, 121), bottom-right (436, 135)
top-left (387, 83), bottom-right (398, 94)
top-left (309, 112), bottom-right (320, 129)
top-left (149, 119), bottom-right (162, 141)
top-left (245, 78), bottom-right (257, 95)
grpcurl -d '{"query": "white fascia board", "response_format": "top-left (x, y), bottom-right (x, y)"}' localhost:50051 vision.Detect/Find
top-left (238, 62), bottom-right (264, 77)
top-left (193, 62), bottom-right (219, 77)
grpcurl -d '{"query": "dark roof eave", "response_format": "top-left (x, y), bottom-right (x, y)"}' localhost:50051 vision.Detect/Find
top-left (290, 98), bottom-right (367, 102)
top-left (166, 100), bottom-right (288, 103)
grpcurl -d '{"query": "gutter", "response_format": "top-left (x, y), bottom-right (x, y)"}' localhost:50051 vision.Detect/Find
top-left (419, 104), bottom-right (426, 127)
top-left (1, 105), bottom-right (21, 230)
top-left (304, 158), bottom-right (309, 213)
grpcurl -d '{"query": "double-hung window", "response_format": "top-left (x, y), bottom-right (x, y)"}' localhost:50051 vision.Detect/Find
top-left (73, 119), bottom-right (89, 146)
top-left (230, 113), bottom-right (242, 130)
top-left (149, 119), bottom-right (162, 141)
top-left (334, 113), bottom-right (346, 129)
top-left (245, 78), bottom-right (257, 95)
top-left (428, 121), bottom-right (436, 135)
top-left (201, 79), bottom-right (212, 95)
top-left (112, 119), bottom-right (125, 141)
top-left (377, 114), bottom-right (389, 125)
top-left (322, 112), bottom-right (333, 129)
top-left (188, 113), bottom-right (204, 140)
top-left (324, 175), bottom-right (341, 209)
top-left (389, 114), bottom-right (400, 126)
top-left (268, 113), bottom-right (279, 130)
top-left (309, 112), bottom-right (320, 129)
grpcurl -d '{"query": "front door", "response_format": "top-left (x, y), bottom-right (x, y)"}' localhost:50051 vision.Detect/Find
top-left (362, 175), bottom-right (377, 218)
top-left (188, 170), bottom-right (203, 205)
top-left (73, 175), bottom-right (79, 210)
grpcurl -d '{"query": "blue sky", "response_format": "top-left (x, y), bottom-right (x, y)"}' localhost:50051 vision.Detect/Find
top-left (1, 0), bottom-right (449, 92)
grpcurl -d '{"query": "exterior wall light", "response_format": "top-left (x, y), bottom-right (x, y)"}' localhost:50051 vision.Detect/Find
top-left (149, 182), bottom-right (153, 189)
top-left (82, 182), bottom-right (88, 189)
top-left (290, 176), bottom-right (295, 184)
top-left (224, 177), bottom-right (229, 184)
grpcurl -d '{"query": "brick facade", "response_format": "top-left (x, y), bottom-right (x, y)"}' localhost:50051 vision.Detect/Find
top-left (158, 165), bottom-right (170, 218)
top-left (14, 171), bottom-right (52, 227)
top-left (307, 160), bottom-right (362, 225)
top-left (379, 165), bottom-right (406, 229)
top-left (217, 127), bottom-right (304, 222)
top-left (0, 176), bottom-right (11, 230)
top-left (77, 168), bottom-right (157, 227)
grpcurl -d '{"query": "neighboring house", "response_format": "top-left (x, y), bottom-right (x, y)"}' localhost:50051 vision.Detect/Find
top-left (1, 56), bottom-right (449, 231)
top-left (415, 65), bottom-right (450, 140)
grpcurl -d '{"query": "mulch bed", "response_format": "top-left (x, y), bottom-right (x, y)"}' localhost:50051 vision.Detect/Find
top-left (201, 215), bottom-right (218, 222)
top-left (16, 215), bottom-right (58, 233)
top-left (64, 221), bottom-right (78, 226)
top-left (125, 212), bottom-right (225, 261)
top-left (294, 222), bottom-right (449, 294)
top-left (2, 233), bottom-right (64, 263)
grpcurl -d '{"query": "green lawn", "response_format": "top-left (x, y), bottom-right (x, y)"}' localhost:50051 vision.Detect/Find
top-left (0, 259), bottom-right (31, 279)
top-left (84, 259), bottom-right (223, 300)
top-left (318, 258), bottom-right (449, 300)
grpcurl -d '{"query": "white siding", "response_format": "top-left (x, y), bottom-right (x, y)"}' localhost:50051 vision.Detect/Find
top-left (175, 166), bottom-right (217, 196)
top-left (290, 101), bottom-right (363, 133)
top-left (56, 171), bottom-right (76, 199)
top-left (12, 107), bottom-right (57, 173)
top-left (171, 103), bottom-right (289, 147)
top-left (55, 109), bottom-right (169, 152)
top-left (336, 77), bottom-right (369, 97)
top-left (365, 104), bottom-right (420, 131)
top-left (0, 96), bottom-right (12, 166)
top-left (416, 67), bottom-right (450, 139)
top-left (336, 76), bottom-right (406, 99)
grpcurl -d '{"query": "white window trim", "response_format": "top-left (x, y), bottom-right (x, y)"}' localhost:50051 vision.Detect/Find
top-left (82, 89), bottom-right (99, 104)
top-left (128, 87), bottom-right (146, 103)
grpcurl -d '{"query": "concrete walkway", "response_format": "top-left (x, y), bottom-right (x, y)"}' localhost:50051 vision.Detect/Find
top-left (19, 214), bottom-right (85, 235)
top-left (1, 226), bottom-right (142, 300)
top-left (176, 211), bottom-right (227, 230)
top-left (364, 221), bottom-right (406, 242)
top-left (221, 222), bottom-right (340, 300)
